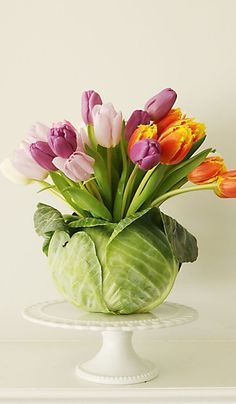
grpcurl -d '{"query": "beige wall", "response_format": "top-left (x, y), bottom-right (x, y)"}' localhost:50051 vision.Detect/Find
top-left (0, 0), bottom-right (236, 340)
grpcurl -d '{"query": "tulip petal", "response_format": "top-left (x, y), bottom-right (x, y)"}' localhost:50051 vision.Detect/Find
top-left (0, 158), bottom-right (32, 185)
top-left (13, 147), bottom-right (48, 180)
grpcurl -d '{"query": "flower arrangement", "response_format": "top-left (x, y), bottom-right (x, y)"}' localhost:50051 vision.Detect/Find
top-left (1, 88), bottom-right (235, 314)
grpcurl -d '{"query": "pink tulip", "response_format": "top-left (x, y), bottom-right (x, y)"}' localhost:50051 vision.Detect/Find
top-left (145, 88), bottom-right (177, 121)
top-left (92, 103), bottom-right (122, 148)
top-left (53, 152), bottom-right (95, 182)
top-left (26, 122), bottom-right (50, 143)
top-left (81, 90), bottom-right (102, 125)
top-left (12, 142), bottom-right (48, 180)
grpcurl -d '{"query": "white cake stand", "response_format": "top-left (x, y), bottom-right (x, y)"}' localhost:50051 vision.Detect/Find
top-left (23, 300), bottom-right (198, 385)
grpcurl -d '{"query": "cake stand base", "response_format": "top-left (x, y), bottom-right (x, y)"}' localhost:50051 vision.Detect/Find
top-left (23, 300), bottom-right (198, 385)
top-left (76, 330), bottom-right (158, 384)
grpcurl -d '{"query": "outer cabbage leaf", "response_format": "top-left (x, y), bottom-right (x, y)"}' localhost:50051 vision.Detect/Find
top-left (160, 212), bottom-right (198, 263)
top-left (48, 230), bottom-right (109, 313)
top-left (102, 212), bottom-right (179, 314)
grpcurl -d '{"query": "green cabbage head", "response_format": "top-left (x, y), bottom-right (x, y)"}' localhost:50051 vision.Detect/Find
top-left (34, 204), bottom-right (198, 314)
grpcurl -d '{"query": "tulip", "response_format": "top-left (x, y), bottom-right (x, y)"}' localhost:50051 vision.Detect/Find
top-left (81, 90), bottom-right (102, 125)
top-left (125, 110), bottom-right (150, 140)
top-left (187, 120), bottom-right (206, 142)
top-left (215, 170), bottom-right (236, 198)
top-left (128, 124), bottom-right (158, 155)
top-left (144, 88), bottom-right (177, 121)
top-left (129, 138), bottom-right (161, 170)
top-left (49, 120), bottom-right (77, 158)
top-left (53, 152), bottom-right (94, 182)
top-left (0, 158), bottom-right (33, 185)
top-left (30, 141), bottom-right (57, 171)
top-left (188, 156), bottom-right (226, 185)
top-left (12, 142), bottom-right (48, 180)
top-left (92, 103), bottom-right (123, 148)
top-left (26, 122), bottom-right (50, 143)
top-left (155, 108), bottom-right (182, 135)
top-left (158, 125), bottom-right (193, 165)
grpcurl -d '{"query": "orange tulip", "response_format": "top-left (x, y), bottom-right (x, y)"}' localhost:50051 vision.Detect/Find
top-left (128, 124), bottom-right (158, 155)
top-left (188, 156), bottom-right (226, 185)
top-left (158, 125), bottom-right (193, 165)
top-left (215, 170), bottom-right (236, 198)
top-left (155, 108), bottom-right (182, 135)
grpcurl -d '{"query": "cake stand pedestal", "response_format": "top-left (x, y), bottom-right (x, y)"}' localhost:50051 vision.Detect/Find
top-left (23, 300), bottom-right (198, 385)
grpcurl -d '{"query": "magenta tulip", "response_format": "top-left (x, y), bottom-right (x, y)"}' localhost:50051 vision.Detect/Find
top-left (30, 141), bottom-right (57, 171)
top-left (129, 138), bottom-right (161, 170)
top-left (145, 88), bottom-right (177, 121)
top-left (81, 90), bottom-right (102, 125)
top-left (125, 110), bottom-right (150, 140)
top-left (49, 121), bottom-right (77, 158)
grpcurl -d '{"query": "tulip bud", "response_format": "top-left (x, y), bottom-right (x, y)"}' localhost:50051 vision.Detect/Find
top-left (30, 141), bottom-right (57, 171)
top-left (92, 103), bottom-right (123, 148)
top-left (145, 88), bottom-right (177, 121)
top-left (129, 138), bottom-right (161, 170)
top-left (188, 156), bottom-right (226, 185)
top-left (215, 170), bottom-right (236, 198)
top-left (49, 121), bottom-right (77, 158)
top-left (53, 152), bottom-right (94, 182)
top-left (128, 124), bottom-right (158, 155)
top-left (159, 125), bottom-right (193, 165)
top-left (81, 90), bottom-right (102, 125)
top-left (125, 110), bottom-right (150, 140)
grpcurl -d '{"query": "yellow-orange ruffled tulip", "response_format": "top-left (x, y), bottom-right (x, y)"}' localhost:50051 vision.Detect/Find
top-left (215, 170), bottom-right (236, 198)
top-left (188, 156), bottom-right (226, 185)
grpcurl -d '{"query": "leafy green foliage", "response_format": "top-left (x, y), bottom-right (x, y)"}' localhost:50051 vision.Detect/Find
top-left (68, 217), bottom-right (115, 229)
top-left (160, 211), bottom-right (198, 263)
top-left (34, 203), bottom-right (66, 236)
top-left (48, 230), bottom-right (109, 313)
top-left (34, 203), bottom-right (68, 256)
top-left (63, 186), bottom-right (112, 221)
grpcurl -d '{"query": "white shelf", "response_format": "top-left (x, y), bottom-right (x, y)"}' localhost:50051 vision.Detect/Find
top-left (0, 339), bottom-right (236, 403)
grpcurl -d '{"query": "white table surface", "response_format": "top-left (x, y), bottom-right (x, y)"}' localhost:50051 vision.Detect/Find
top-left (0, 338), bottom-right (236, 403)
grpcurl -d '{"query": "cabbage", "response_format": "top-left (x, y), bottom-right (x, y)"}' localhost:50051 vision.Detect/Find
top-left (34, 204), bottom-right (198, 314)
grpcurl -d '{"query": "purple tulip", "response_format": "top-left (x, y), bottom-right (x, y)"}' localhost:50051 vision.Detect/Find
top-left (49, 121), bottom-right (77, 158)
top-left (125, 110), bottom-right (151, 140)
top-left (144, 88), bottom-right (177, 121)
top-left (129, 138), bottom-right (161, 170)
top-left (30, 141), bottom-right (57, 171)
top-left (81, 90), bottom-right (102, 125)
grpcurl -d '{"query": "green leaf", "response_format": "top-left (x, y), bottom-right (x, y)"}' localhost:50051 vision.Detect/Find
top-left (184, 135), bottom-right (206, 160)
top-left (108, 208), bottom-right (151, 245)
top-left (64, 186), bottom-right (112, 221)
top-left (48, 230), bottom-right (110, 313)
top-left (113, 124), bottom-right (128, 222)
top-left (68, 217), bottom-right (115, 228)
top-left (154, 148), bottom-right (212, 197)
top-left (85, 145), bottom-right (112, 207)
top-left (160, 212), bottom-right (198, 263)
top-left (49, 172), bottom-right (87, 217)
top-left (34, 203), bottom-right (66, 236)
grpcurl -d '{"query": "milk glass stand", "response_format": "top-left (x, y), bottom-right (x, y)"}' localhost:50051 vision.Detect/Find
top-left (23, 300), bottom-right (198, 385)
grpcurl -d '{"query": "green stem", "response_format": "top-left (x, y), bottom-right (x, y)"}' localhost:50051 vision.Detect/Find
top-left (87, 124), bottom-right (97, 149)
top-left (90, 180), bottom-right (103, 202)
top-left (107, 147), bottom-right (112, 187)
top-left (151, 183), bottom-right (216, 207)
top-left (121, 164), bottom-right (139, 217)
top-left (126, 164), bottom-right (159, 216)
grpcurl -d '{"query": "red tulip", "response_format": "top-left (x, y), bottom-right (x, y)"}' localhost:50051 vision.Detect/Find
top-left (215, 170), bottom-right (236, 198)
top-left (188, 156), bottom-right (226, 185)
